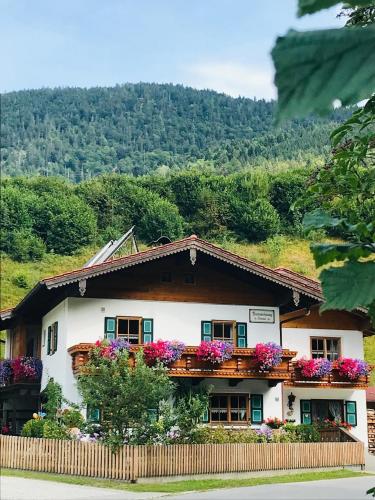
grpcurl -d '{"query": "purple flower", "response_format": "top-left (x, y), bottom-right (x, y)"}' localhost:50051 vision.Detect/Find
top-left (109, 338), bottom-right (131, 353)
top-left (313, 358), bottom-right (333, 378)
top-left (256, 425), bottom-right (273, 441)
top-left (0, 360), bottom-right (12, 385)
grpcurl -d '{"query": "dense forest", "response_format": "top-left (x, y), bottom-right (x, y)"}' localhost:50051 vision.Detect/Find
top-left (2, 83), bottom-right (349, 178)
top-left (3, 162), bottom-right (369, 264)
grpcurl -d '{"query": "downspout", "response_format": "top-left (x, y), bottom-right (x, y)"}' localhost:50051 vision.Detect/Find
top-left (279, 307), bottom-right (311, 346)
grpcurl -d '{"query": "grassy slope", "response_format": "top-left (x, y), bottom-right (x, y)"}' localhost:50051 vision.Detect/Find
top-left (0, 468), bottom-right (368, 493)
top-left (1, 238), bottom-right (374, 378)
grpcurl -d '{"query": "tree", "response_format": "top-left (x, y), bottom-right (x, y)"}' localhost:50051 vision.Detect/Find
top-left (271, 0), bottom-right (375, 322)
top-left (78, 346), bottom-right (174, 449)
top-left (34, 194), bottom-right (97, 254)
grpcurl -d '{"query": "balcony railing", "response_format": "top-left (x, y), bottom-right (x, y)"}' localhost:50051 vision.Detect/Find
top-left (68, 343), bottom-right (297, 381)
top-left (285, 362), bottom-right (371, 389)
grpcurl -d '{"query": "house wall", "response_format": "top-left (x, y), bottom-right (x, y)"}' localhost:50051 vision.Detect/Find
top-left (282, 328), bottom-right (364, 359)
top-left (41, 299), bottom-right (80, 403)
top-left (282, 386), bottom-right (368, 445)
top-left (66, 297), bottom-right (280, 347)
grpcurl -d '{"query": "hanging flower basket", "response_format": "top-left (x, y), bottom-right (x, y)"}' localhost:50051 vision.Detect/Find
top-left (143, 340), bottom-right (185, 366)
top-left (254, 342), bottom-right (282, 371)
top-left (196, 340), bottom-right (233, 364)
top-left (337, 358), bottom-right (370, 381)
top-left (296, 357), bottom-right (333, 379)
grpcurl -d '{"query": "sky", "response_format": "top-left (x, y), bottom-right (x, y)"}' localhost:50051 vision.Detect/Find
top-left (1, 0), bottom-right (344, 99)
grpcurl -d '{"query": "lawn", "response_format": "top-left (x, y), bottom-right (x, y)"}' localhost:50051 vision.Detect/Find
top-left (0, 468), bottom-right (369, 493)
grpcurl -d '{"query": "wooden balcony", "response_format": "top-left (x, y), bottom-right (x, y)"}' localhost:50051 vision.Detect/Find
top-left (68, 343), bottom-right (296, 382)
top-left (285, 362), bottom-right (371, 389)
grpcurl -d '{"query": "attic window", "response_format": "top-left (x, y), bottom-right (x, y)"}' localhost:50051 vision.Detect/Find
top-left (184, 273), bottom-right (195, 284)
top-left (160, 271), bottom-right (172, 283)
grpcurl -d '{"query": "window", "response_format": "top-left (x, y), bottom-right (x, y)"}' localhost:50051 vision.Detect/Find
top-left (201, 320), bottom-right (247, 347)
top-left (160, 271), bottom-right (172, 283)
top-left (311, 337), bottom-right (341, 360)
top-left (104, 317), bottom-right (154, 344)
top-left (212, 321), bottom-right (234, 342)
top-left (301, 399), bottom-right (344, 424)
top-left (117, 317), bottom-right (141, 344)
top-left (184, 273), bottom-right (195, 284)
top-left (47, 322), bottom-right (58, 355)
top-left (209, 394), bottom-right (249, 424)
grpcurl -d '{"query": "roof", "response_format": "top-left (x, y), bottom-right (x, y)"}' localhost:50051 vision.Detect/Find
top-left (42, 236), bottom-right (325, 298)
top-left (0, 235), bottom-right (370, 330)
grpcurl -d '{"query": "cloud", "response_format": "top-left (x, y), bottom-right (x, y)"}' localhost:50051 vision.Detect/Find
top-left (182, 61), bottom-right (276, 100)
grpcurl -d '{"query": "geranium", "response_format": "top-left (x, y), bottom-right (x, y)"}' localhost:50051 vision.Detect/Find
top-left (296, 357), bottom-right (333, 378)
top-left (264, 417), bottom-right (286, 429)
top-left (337, 358), bottom-right (370, 380)
top-left (254, 342), bottom-right (282, 371)
top-left (143, 340), bottom-right (185, 366)
top-left (196, 340), bottom-right (234, 364)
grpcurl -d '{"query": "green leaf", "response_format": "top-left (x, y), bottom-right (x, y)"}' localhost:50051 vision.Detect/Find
top-left (311, 243), bottom-right (373, 267)
top-left (303, 209), bottom-right (342, 230)
top-left (320, 261), bottom-right (375, 312)
top-left (298, 0), bottom-right (374, 17)
top-left (272, 26), bottom-right (375, 120)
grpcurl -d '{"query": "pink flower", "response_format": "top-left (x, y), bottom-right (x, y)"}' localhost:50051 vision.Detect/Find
top-left (254, 343), bottom-right (282, 370)
top-left (196, 341), bottom-right (233, 364)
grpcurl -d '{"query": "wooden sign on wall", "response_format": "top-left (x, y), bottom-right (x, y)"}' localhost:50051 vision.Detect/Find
top-left (249, 309), bottom-right (275, 323)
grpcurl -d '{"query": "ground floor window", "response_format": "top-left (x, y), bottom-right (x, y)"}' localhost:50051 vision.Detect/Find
top-left (209, 394), bottom-right (250, 424)
top-left (301, 399), bottom-right (346, 424)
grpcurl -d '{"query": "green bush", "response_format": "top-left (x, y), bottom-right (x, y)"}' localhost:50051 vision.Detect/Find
top-left (42, 420), bottom-right (70, 440)
top-left (284, 423), bottom-right (320, 443)
top-left (9, 229), bottom-right (46, 262)
top-left (61, 408), bottom-right (85, 429)
top-left (21, 418), bottom-right (45, 438)
top-left (11, 273), bottom-right (29, 289)
top-left (190, 426), bottom-right (259, 444)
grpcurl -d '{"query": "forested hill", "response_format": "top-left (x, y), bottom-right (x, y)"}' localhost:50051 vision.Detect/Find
top-left (2, 83), bottom-right (348, 179)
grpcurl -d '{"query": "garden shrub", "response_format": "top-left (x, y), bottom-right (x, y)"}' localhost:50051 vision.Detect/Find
top-left (61, 408), bottom-right (85, 429)
top-left (21, 418), bottom-right (45, 438)
top-left (11, 273), bottom-right (29, 289)
top-left (43, 420), bottom-right (70, 440)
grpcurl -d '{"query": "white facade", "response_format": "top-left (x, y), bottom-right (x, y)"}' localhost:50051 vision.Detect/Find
top-left (39, 296), bottom-right (369, 444)
top-left (283, 328), bottom-right (364, 359)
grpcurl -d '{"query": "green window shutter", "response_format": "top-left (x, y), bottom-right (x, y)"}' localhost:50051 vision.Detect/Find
top-left (345, 401), bottom-right (357, 426)
top-left (147, 408), bottom-right (158, 423)
top-left (47, 326), bottom-right (52, 355)
top-left (250, 394), bottom-right (263, 424)
top-left (104, 317), bottom-right (116, 340)
top-left (201, 321), bottom-right (212, 342)
top-left (300, 400), bottom-right (312, 424)
top-left (53, 322), bottom-right (58, 353)
top-left (87, 407), bottom-right (100, 423)
top-left (201, 407), bottom-right (209, 423)
top-left (236, 322), bottom-right (247, 348)
top-left (142, 319), bottom-right (154, 343)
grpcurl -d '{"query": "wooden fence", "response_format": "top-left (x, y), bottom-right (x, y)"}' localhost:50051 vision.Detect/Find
top-left (0, 436), bottom-right (364, 481)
